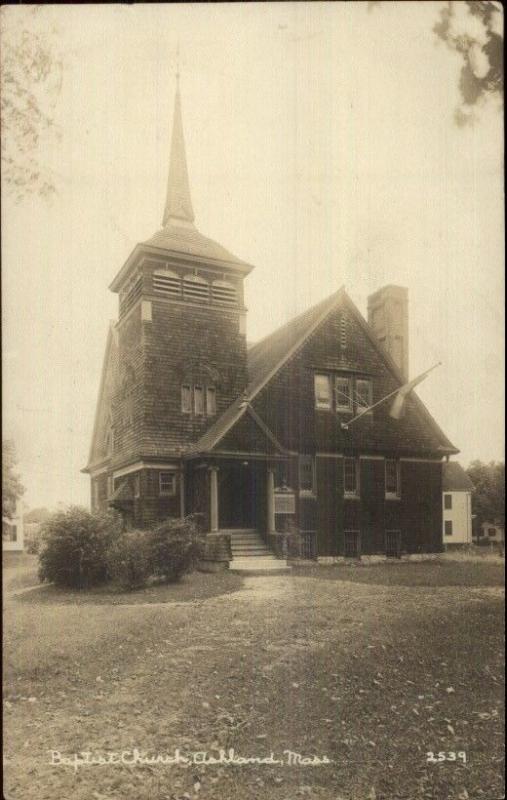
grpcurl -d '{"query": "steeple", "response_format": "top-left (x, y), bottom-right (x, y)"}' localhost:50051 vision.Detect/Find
top-left (162, 76), bottom-right (195, 227)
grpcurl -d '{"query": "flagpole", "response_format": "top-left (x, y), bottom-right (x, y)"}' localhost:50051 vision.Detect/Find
top-left (341, 362), bottom-right (442, 430)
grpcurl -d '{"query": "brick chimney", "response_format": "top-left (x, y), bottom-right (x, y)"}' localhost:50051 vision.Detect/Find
top-left (367, 285), bottom-right (409, 380)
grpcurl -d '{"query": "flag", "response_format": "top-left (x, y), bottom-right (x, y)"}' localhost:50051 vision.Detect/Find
top-left (389, 363), bottom-right (441, 420)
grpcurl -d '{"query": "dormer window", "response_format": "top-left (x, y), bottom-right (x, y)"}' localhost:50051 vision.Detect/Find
top-left (212, 279), bottom-right (236, 306)
top-left (153, 269), bottom-right (181, 299)
top-left (183, 274), bottom-right (209, 303)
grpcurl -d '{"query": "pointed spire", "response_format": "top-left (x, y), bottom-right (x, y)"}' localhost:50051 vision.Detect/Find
top-left (162, 74), bottom-right (195, 227)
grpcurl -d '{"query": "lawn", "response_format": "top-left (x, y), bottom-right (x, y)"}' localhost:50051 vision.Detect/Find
top-left (3, 557), bottom-right (504, 800)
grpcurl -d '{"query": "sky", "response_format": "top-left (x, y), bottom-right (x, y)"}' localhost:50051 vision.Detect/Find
top-left (1, 2), bottom-right (504, 511)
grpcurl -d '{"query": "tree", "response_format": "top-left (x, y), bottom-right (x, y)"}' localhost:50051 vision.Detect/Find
top-left (434, 1), bottom-right (503, 125)
top-left (0, 6), bottom-right (63, 200)
top-left (369, 1), bottom-right (503, 125)
top-left (2, 440), bottom-right (25, 520)
top-left (466, 460), bottom-right (505, 528)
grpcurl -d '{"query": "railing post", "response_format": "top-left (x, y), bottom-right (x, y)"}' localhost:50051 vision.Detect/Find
top-left (209, 467), bottom-right (219, 533)
top-left (267, 469), bottom-right (276, 535)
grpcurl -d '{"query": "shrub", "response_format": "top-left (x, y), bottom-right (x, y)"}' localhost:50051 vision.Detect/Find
top-left (38, 506), bottom-right (122, 589)
top-left (149, 515), bottom-right (205, 583)
top-left (106, 530), bottom-right (152, 590)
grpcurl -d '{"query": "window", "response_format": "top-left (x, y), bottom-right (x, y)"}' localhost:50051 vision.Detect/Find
top-left (385, 459), bottom-right (400, 498)
top-left (211, 280), bottom-right (236, 306)
top-left (335, 377), bottom-right (352, 412)
top-left (107, 476), bottom-right (113, 499)
top-left (159, 472), bottom-right (176, 496)
top-left (444, 520), bottom-right (453, 536)
top-left (444, 494), bottom-right (452, 510)
top-left (299, 455), bottom-right (315, 493)
top-left (2, 522), bottom-right (17, 542)
top-left (314, 374), bottom-right (332, 409)
top-left (344, 530), bottom-right (361, 558)
top-left (488, 528), bottom-right (496, 538)
top-left (183, 274), bottom-right (209, 303)
top-left (181, 384), bottom-right (192, 413)
top-left (355, 378), bottom-right (373, 412)
top-left (153, 269), bottom-right (181, 299)
top-left (206, 386), bottom-right (217, 416)
top-left (134, 474), bottom-right (140, 498)
top-left (344, 457), bottom-right (359, 497)
top-left (194, 386), bottom-right (204, 415)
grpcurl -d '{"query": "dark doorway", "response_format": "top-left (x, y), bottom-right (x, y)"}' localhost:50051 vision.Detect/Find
top-left (218, 462), bottom-right (264, 529)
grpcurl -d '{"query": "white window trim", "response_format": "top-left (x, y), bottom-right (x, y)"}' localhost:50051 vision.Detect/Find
top-left (314, 373), bottom-right (332, 410)
top-left (159, 471), bottom-right (177, 497)
top-left (206, 386), bottom-right (217, 416)
top-left (194, 385), bottom-right (204, 416)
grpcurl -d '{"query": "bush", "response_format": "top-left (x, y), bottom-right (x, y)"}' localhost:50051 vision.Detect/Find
top-left (38, 506), bottom-right (122, 589)
top-left (106, 530), bottom-right (152, 590)
top-left (149, 515), bottom-right (205, 583)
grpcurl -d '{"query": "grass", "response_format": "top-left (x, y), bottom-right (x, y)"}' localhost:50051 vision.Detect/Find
top-left (291, 560), bottom-right (505, 587)
top-left (3, 558), bottom-right (504, 800)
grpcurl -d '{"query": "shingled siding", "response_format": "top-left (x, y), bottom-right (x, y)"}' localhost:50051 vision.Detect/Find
top-left (141, 298), bottom-right (248, 456)
top-left (110, 307), bottom-right (145, 463)
top-left (401, 460), bottom-right (443, 553)
top-left (310, 457), bottom-right (443, 557)
top-left (251, 305), bottom-right (444, 456)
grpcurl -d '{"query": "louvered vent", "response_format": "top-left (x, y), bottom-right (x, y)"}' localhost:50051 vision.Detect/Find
top-left (120, 276), bottom-right (143, 317)
top-left (211, 280), bottom-right (236, 306)
top-left (153, 270), bottom-right (181, 299)
top-left (183, 274), bottom-right (209, 303)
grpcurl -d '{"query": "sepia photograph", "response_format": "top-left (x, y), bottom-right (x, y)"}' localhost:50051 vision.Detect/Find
top-left (1, 3), bottom-right (504, 799)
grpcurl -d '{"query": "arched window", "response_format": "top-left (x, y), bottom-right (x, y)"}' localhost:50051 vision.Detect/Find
top-left (153, 269), bottom-right (181, 299)
top-left (211, 279), bottom-right (237, 306)
top-left (183, 274), bottom-right (209, 304)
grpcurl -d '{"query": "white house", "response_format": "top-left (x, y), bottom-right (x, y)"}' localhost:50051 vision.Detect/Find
top-left (2, 500), bottom-right (25, 552)
top-left (442, 462), bottom-right (474, 548)
top-left (480, 521), bottom-right (505, 545)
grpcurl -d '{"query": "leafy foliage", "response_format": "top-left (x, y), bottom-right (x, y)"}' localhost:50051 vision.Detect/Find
top-left (38, 506), bottom-right (122, 589)
top-left (106, 530), bottom-right (153, 590)
top-left (2, 440), bottom-right (25, 520)
top-left (466, 460), bottom-right (505, 527)
top-left (434, 0), bottom-right (503, 123)
top-left (149, 515), bottom-right (205, 583)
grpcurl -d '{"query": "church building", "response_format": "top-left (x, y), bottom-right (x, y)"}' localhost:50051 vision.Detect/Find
top-left (83, 81), bottom-right (458, 561)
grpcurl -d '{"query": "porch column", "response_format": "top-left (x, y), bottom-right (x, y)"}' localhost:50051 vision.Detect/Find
top-left (209, 467), bottom-right (219, 533)
top-left (267, 468), bottom-right (276, 535)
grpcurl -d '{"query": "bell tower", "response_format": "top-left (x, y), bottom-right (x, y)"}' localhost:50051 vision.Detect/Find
top-left (107, 77), bottom-right (255, 467)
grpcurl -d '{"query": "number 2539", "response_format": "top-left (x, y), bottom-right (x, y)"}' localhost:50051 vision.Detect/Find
top-left (426, 751), bottom-right (467, 764)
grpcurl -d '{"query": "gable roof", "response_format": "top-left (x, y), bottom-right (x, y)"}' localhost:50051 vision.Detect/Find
top-left (187, 286), bottom-right (458, 457)
top-left (443, 462), bottom-right (474, 492)
top-left (83, 323), bottom-right (119, 472)
top-left (186, 288), bottom-right (346, 455)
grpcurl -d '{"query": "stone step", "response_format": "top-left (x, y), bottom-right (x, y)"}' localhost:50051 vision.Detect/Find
top-left (231, 543), bottom-right (271, 550)
top-left (231, 552), bottom-right (275, 559)
top-left (230, 558), bottom-right (292, 574)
